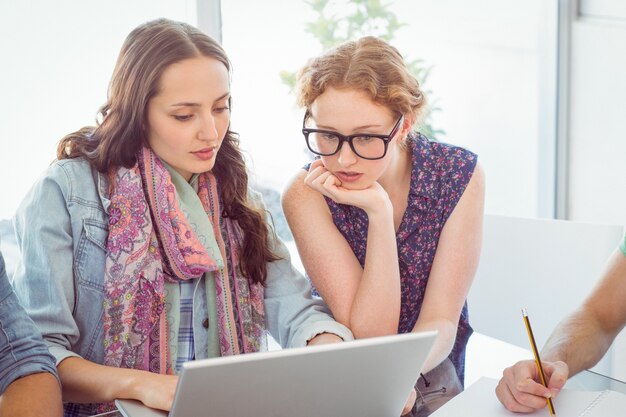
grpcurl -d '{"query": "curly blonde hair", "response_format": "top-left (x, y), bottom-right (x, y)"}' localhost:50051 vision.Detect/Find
top-left (296, 36), bottom-right (426, 123)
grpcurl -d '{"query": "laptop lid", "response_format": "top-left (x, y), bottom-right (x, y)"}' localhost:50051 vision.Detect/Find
top-left (117, 330), bottom-right (437, 417)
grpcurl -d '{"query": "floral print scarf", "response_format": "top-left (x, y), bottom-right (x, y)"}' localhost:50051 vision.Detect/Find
top-left (103, 146), bottom-right (266, 376)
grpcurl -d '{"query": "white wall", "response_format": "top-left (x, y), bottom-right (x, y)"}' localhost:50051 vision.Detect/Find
top-left (580, 0), bottom-right (626, 20)
top-left (0, 1), bottom-right (198, 221)
top-left (567, 11), bottom-right (626, 227)
top-left (567, 4), bottom-right (626, 380)
top-left (391, 0), bottom-right (555, 218)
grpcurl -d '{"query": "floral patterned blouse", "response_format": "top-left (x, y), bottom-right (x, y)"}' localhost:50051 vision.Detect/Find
top-left (322, 132), bottom-right (478, 383)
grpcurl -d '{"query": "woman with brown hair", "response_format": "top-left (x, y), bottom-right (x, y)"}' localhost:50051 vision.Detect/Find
top-left (11, 18), bottom-right (351, 416)
top-left (282, 36), bottom-right (485, 416)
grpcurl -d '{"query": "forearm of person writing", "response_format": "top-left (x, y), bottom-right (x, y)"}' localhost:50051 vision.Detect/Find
top-left (542, 248), bottom-right (626, 376)
top-left (540, 313), bottom-right (613, 377)
top-left (497, 247), bottom-right (626, 412)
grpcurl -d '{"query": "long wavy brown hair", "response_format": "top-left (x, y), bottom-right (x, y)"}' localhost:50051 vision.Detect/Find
top-left (57, 18), bottom-right (279, 284)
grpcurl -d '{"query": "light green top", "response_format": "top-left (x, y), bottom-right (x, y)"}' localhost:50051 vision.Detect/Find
top-left (620, 233), bottom-right (626, 257)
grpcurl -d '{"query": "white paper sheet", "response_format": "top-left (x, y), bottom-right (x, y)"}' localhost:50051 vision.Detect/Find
top-left (431, 377), bottom-right (626, 417)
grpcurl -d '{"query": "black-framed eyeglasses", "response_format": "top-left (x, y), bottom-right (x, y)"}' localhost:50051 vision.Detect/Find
top-left (302, 112), bottom-right (404, 160)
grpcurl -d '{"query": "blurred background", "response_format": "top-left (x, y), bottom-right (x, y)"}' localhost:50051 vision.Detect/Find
top-left (1, 0), bottom-right (625, 274)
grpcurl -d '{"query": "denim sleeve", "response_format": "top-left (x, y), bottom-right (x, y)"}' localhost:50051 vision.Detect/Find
top-left (263, 235), bottom-right (354, 348)
top-left (12, 165), bottom-right (83, 365)
top-left (245, 189), bottom-right (353, 347)
top-left (0, 253), bottom-right (58, 394)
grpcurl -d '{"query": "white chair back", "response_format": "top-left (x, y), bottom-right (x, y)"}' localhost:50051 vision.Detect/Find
top-left (468, 214), bottom-right (624, 378)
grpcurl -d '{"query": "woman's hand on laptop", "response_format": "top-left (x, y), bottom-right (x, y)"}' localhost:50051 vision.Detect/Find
top-left (306, 332), bottom-right (343, 345)
top-left (401, 388), bottom-right (417, 415)
top-left (132, 372), bottom-right (179, 411)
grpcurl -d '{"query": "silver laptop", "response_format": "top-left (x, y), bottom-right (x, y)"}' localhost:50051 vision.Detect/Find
top-left (116, 330), bottom-right (437, 417)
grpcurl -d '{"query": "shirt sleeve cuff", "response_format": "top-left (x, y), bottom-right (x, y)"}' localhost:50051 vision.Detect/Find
top-left (49, 343), bottom-right (82, 366)
top-left (290, 320), bottom-right (354, 348)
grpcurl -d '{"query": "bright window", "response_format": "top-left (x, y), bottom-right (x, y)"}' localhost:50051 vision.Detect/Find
top-left (222, 0), bottom-right (559, 229)
top-left (0, 0), bottom-right (199, 273)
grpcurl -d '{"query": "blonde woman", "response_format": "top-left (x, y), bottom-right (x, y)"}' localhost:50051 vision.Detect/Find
top-left (283, 36), bottom-right (485, 416)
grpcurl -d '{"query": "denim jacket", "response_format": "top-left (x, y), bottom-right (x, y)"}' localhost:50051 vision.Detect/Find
top-left (0, 249), bottom-right (58, 394)
top-left (12, 158), bottom-right (352, 416)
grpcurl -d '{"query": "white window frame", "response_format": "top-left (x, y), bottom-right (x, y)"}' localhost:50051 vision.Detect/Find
top-left (198, 0), bottom-right (223, 43)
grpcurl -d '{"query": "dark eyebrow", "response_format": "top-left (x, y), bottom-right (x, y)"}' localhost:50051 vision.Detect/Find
top-left (170, 92), bottom-right (230, 108)
top-left (170, 102), bottom-right (200, 108)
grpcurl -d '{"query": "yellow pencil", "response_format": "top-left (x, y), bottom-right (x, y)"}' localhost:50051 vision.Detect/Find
top-left (522, 308), bottom-right (556, 416)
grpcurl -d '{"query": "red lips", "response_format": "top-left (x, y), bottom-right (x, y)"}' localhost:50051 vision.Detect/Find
top-left (192, 147), bottom-right (215, 161)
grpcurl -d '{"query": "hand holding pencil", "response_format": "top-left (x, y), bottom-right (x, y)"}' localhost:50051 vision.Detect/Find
top-left (522, 308), bottom-right (556, 415)
top-left (495, 310), bottom-right (570, 413)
